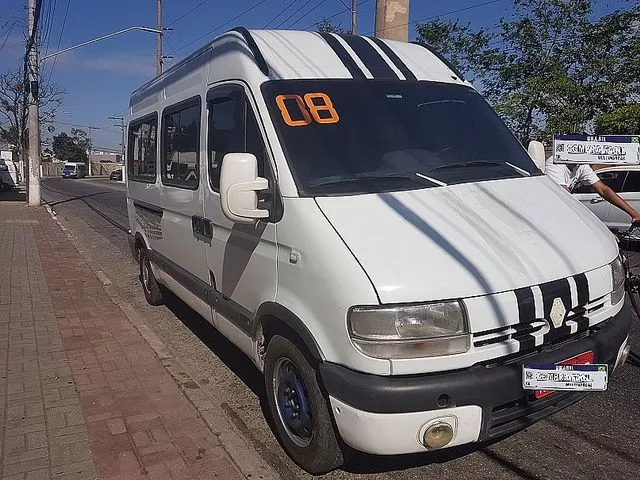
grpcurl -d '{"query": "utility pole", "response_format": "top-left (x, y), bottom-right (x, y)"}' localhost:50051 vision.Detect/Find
top-left (26, 0), bottom-right (41, 206)
top-left (352, 0), bottom-right (357, 34)
top-left (108, 116), bottom-right (125, 161)
top-left (374, 0), bottom-right (410, 42)
top-left (156, 0), bottom-right (163, 75)
top-left (109, 116), bottom-right (126, 183)
top-left (87, 126), bottom-right (96, 176)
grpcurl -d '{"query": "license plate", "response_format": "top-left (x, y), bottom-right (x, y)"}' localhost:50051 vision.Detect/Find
top-left (522, 351), bottom-right (608, 399)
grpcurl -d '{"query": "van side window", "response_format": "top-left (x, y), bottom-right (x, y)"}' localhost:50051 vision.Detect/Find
top-left (128, 114), bottom-right (158, 182)
top-left (207, 86), bottom-right (267, 191)
top-left (161, 98), bottom-right (200, 189)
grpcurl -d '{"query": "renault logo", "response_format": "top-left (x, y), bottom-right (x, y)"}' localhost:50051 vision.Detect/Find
top-left (550, 297), bottom-right (566, 328)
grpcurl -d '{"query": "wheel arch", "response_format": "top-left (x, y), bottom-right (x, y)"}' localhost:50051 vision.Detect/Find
top-left (254, 302), bottom-right (325, 363)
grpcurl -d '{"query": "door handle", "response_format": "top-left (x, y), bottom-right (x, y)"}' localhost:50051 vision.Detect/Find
top-left (192, 216), bottom-right (213, 239)
top-left (590, 198), bottom-right (605, 204)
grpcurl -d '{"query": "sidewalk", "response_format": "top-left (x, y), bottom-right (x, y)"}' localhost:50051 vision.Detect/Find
top-left (0, 201), bottom-right (246, 480)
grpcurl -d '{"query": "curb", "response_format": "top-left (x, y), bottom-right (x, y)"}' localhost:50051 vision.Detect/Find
top-left (44, 204), bottom-right (282, 480)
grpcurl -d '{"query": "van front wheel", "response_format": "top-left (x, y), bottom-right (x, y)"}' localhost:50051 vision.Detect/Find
top-left (139, 250), bottom-right (164, 306)
top-left (264, 335), bottom-right (346, 474)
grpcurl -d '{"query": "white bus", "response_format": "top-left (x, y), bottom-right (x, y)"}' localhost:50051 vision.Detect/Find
top-left (126, 28), bottom-right (631, 474)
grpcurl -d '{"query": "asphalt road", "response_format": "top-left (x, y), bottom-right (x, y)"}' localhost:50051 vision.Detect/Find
top-left (42, 177), bottom-right (640, 480)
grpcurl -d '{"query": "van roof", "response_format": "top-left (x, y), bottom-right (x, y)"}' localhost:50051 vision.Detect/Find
top-left (129, 29), bottom-right (467, 110)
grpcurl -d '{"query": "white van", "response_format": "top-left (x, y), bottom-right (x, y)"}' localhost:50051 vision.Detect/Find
top-left (126, 29), bottom-right (631, 474)
top-left (61, 162), bottom-right (87, 179)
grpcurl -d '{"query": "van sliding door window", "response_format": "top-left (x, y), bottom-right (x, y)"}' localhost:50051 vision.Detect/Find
top-left (128, 114), bottom-right (158, 183)
top-left (161, 98), bottom-right (201, 189)
top-left (207, 86), bottom-right (268, 192)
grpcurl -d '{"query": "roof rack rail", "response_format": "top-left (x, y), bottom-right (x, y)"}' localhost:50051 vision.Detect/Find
top-left (231, 27), bottom-right (269, 76)
top-left (410, 42), bottom-right (465, 81)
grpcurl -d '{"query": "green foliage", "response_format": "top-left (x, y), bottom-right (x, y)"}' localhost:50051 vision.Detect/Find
top-left (416, 19), bottom-right (492, 81)
top-left (595, 105), bottom-right (640, 135)
top-left (415, 0), bottom-right (640, 144)
top-left (53, 131), bottom-right (88, 163)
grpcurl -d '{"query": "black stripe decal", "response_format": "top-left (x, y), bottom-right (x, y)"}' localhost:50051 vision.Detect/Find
top-left (318, 33), bottom-right (366, 79)
top-left (573, 273), bottom-right (589, 306)
top-left (514, 287), bottom-right (536, 351)
top-left (573, 315), bottom-right (590, 334)
top-left (339, 34), bottom-right (399, 79)
top-left (369, 37), bottom-right (417, 81)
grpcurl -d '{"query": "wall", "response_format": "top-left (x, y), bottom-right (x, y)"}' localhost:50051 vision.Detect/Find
top-left (41, 162), bottom-right (123, 177)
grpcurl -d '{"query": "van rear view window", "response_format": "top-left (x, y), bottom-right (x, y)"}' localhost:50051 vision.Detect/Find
top-left (128, 114), bottom-right (158, 183)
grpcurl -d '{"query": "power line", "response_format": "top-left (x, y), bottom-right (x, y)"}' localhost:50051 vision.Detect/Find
top-left (46, 0), bottom-right (70, 85)
top-left (43, 0), bottom-right (57, 58)
top-left (167, 0), bottom-right (210, 27)
top-left (364, 0), bottom-right (504, 36)
top-left (174, 0), bottom-right (271, 54)
top-left (0, 19), bottom-right (18, 56)
top-left (304, 0), bottom-right (371, 30)
top-left (263, 0), bottom-right (298, 28)
top-left (287, 0), bottom-right (331, 29)
top-left (275, 0), bottom-right (315, 29)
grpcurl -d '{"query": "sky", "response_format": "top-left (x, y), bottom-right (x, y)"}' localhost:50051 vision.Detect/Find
top-left (0, 0), bottom-right (632, 150)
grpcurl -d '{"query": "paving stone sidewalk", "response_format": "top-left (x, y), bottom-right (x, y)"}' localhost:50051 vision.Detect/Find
top-left (0, 201), bottom-right (245, 480)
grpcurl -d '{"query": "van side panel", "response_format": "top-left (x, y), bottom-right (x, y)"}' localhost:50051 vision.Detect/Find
top-left (274, 198), bottom-right (389, 375)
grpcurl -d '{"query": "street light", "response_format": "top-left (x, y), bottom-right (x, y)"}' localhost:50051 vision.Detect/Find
top-left (40, 26), bottom-right (163, 62)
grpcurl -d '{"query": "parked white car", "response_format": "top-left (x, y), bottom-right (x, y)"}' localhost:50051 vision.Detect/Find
top-left (125, 29), bottom-right (631, 474)
top-left (573, 165), bottom-right (640, 233)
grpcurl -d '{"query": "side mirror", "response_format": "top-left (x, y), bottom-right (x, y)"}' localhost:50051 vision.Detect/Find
top-left (220, 153), bottom-right (269, 224)
top-left (527, 140), bottom-right (546, 172)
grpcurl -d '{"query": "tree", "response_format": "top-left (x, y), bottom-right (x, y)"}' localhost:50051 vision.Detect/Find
top-left (416, 19), bottom-right (493, 81)
top-left (316, 19), bottom-right (345, 34)
top-left (414, 0), bottom-right (640, 144)
top-left (0, 65), bottom-right (66, 159)
top-left (595, 105), bottom-right (640, 135)
top-left (53, 131), bottom-right (88, 163)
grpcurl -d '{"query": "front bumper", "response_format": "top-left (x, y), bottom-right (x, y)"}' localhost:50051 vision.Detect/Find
top-left (320, 308), bottom-right (631, 454)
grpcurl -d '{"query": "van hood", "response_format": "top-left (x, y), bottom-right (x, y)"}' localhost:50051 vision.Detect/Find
top-left (315, 176), bottom-right (618, 303)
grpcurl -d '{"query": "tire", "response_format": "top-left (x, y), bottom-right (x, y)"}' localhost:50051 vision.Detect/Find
top-left (264, 335), bottom-right (347, 474)
top-left (139, 249), bottom-right (164, 306)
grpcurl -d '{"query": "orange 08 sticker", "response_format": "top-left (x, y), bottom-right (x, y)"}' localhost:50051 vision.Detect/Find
top-left (275, 93), bottom-right (339, 127)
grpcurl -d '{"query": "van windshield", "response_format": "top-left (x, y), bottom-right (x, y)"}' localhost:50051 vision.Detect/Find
top-left (262, 80), bottom-right (539, 196)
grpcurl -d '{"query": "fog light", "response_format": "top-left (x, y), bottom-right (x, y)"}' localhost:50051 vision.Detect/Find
top-left (422, 422), bottom-right (454, 449)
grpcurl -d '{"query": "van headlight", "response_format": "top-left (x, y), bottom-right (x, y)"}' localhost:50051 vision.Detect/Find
top-left (611, 255), bottom-right (625, 305)
top-left (347, 301), bottom-right (470, 359)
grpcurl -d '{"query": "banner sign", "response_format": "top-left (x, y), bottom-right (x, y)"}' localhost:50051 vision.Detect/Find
top-left (553, 134), bottom-right (640, 165)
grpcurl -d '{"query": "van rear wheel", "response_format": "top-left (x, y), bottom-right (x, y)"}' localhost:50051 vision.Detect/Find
top-left (264, 335), bottom-right (347, 474)
top-left (139, 250), bottom-right (164, 306)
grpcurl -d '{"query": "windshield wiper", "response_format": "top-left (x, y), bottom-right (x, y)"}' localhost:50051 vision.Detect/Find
top-left (308, 172), bottom-right (444, 190)
top-left (426, 160), bottom-right (529, 177)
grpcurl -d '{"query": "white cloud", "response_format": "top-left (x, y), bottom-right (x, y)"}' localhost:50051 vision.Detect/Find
top-left (48, 51), bottom-right (155, 78)
top-left (82, 52), bottom-right (155, 77)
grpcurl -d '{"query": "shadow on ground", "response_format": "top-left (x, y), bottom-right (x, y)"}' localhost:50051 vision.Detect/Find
top-left (158, 289), bottom-right (525, 477)
top-left (0, 188), bottom-right (26, 202)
